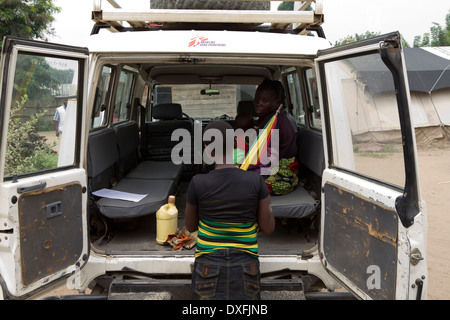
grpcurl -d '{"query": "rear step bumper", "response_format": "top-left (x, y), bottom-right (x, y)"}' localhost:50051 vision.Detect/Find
top-left (42, 278), bottom-right (355, 300)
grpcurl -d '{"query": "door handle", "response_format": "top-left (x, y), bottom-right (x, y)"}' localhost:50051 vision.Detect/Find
top-left (45, 201), bottom-right (63, 219)
top-left (17, 182), bottom-right (47, 194)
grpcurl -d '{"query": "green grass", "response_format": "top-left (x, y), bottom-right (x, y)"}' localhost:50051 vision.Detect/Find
top-left (354, 144), bottom-right (400, 158)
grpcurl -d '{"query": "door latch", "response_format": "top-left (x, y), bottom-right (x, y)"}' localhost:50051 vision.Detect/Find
top-left (410, 248), bottom-right (424, 266)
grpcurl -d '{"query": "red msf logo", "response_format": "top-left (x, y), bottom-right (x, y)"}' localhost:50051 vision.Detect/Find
top-left (189, 35), bottom-right (208, 47)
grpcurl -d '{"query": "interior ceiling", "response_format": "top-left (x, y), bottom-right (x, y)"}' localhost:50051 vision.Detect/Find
top-left (146, 64), bottom-right (278, 84)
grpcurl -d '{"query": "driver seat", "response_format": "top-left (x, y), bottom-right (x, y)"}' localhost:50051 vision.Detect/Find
top-left (146, 103), bottom-right (194, 162)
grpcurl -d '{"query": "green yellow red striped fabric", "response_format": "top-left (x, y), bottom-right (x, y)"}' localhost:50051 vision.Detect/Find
top-left (195, 219), bottom-right (258, 258)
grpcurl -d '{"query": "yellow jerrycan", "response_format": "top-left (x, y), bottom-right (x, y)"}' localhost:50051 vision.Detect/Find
top-left (156, 195), bottom-right (178, 244)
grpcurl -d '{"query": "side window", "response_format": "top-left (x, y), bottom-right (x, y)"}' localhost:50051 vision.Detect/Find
top-left (305, 68), bottom-right (321, 130)
top-left (91, 65), bottom-right (113, 129)
top-left (4, 53), bottom-right (80, 178)
top-left (113, 69), bottom-right (135, 123)
top-left (322, 53), bottom-right (405, 188)
top-left (141, 84), bottom-right (151, 109)
top-left (286, 72), bottom-right (305, 125)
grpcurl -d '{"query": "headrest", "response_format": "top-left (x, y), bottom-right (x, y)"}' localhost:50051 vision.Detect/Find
top-left (237, 100), bottom-right (256, 116)
top-left (152, 103), bottom-right (183, 120)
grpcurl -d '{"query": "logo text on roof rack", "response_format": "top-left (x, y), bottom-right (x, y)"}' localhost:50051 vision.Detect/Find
top-left (189, 35), bottom-right (226, 48)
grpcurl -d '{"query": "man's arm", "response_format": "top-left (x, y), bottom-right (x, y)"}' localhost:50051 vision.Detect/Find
top-left (257, 195), bottom-right (274, 235)
top-left (53, 120), bottom-right (59, 136)
top-left (185, 201), bottom-right (199, 233)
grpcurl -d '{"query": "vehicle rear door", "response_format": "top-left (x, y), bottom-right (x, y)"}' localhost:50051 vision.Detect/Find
top-left (0, 37), bottom-right (89, 298)
top-left (315, 32), bottom-right (428, 299)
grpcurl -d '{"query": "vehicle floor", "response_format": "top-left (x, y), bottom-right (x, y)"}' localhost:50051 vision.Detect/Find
top-left (92, 180), bottom-right (318, 255)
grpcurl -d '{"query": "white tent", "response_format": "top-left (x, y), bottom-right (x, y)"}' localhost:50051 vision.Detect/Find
top-left (341, 47), bottom-right (450, 146)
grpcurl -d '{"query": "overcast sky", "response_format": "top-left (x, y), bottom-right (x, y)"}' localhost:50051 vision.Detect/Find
top-left (48, 0), bottom-right (450, 47)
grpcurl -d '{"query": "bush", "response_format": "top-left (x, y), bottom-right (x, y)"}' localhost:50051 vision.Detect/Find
top-left (4, 93), bottom-right (57, 177)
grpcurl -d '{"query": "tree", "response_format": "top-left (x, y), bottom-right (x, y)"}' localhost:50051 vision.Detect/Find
top-left (277, 1), bottom-right (312, 11)
top-left (413, 10), bottom-right (450, 47)
top-left (334, 31), bottom-right (410, 47)
top-left (278, 1), bottom-right (294, 11)
top-left (334, 31), bottom-right (381, 46)
top-left (0, 0), bottom-right (60, 47)
top-left (447, 11), bottom-right (450, 45)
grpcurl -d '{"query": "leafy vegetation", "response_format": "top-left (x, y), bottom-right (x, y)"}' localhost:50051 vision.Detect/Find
top-left (413, 11), bottom-right (450, 47)
top-left (5, 93), bottom-right (57, 177)
top-left (334, 31), bottom-right (381, 46)
top-left (0, 0), bottom-right (60, 47)
top-left (333, 10), bottom-right (450, 48)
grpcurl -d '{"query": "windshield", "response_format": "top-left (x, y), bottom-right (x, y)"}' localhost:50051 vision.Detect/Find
top-left (153, 84), bottom-right (257, 120)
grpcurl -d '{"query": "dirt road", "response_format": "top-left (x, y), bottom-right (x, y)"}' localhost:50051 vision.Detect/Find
top-left (416, 145), bottom-right (450, 299)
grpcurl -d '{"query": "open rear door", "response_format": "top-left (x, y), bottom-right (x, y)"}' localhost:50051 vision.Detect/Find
top-left (0, 37), bottom-right (89, 299)
top-left (315, 32), bottom-right (428, 300)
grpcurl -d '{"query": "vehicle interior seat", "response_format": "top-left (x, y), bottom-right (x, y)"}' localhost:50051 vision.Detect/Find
top-left (269, 127), bottom-right (323, 219)
top-left (236, 100), bottom-right (257, 117)
top-left (87, 127), bottom-right (175, 219)
top-left (113, 121), bottom-right (183, 182)
top-left (145, 103), bottom-right (194, 162)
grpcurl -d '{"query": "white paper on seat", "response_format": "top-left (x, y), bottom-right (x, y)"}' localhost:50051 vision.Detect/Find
top-left (92, 188), bottom-right (147, 203)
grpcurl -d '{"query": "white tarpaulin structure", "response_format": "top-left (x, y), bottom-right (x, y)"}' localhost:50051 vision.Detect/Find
top-left (341, 47), bottom-right (450, 145)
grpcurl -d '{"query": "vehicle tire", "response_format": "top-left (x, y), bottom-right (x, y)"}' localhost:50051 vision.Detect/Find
top-left (150, 0), bottom-right (270, 10)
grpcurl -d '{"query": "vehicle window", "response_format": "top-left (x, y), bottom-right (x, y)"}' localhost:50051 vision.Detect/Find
top-left (152, 84), bottom-right (257, 120)
top-left (142, 84), bottom-right (151, 109)
top-left (91, 65), bottom-right (113, 129)
top-left (286, 73), bottom-right (305, 125)
top-left (323, 53), bottom-right (405, 188)
top-left (305, 68), bottom-right (321, 129)
top-left (113, 69), bottom-right (135, 123)
top-left (4, 53), bottom-right (80, 178)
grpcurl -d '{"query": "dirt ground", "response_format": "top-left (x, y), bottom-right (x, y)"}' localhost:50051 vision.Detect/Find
top-left (37, 139), bottom-right (450, 300)
top-left (415, 144), bottom-right (450, 299)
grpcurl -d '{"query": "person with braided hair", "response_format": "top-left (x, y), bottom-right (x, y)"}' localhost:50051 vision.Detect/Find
top-left (251, 78), bottom-right (299, 195)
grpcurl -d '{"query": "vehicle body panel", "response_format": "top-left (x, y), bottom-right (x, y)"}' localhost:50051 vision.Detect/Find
top-left (0, 37), bottom-right (90, 298)
top-left (315, 33), bottom-right (428, 299)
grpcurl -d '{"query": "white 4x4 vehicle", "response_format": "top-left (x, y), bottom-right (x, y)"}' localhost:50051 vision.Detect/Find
top-left (0, 0), bottom-right (427, 300)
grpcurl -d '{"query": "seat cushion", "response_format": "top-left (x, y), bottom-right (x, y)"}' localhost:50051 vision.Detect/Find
top-left (97, 179), bottom-right (174, 219)
top-left (125, 161), bottom-right (183, 181)
top-left (152, 103), bottom-right (183, 120)
top-left (270, 185), bottom-right (317, 219)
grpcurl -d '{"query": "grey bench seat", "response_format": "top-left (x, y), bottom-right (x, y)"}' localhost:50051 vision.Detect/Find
top-left (87, 127), bottom-right (177, 220)
top-left (124, 160), bottom-right (182, 181)
top-left (96, 179), bottom-right (174, 219)
top-left (271, 185), bottom-right (317, 219)
top-left (113, 121), bottom-right (183, 182)
top-left (270, 128), bottom-right (323, 219)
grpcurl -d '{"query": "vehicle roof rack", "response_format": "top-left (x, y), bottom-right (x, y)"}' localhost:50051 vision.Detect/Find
top-left (91, 0), bottom-right (324, 35)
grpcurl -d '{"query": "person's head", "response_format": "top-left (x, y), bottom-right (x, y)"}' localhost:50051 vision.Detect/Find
top-left (203, 120), bottom-right (234, 163)
top-left (254, 79), bottom-right (285, 117)
top-left (235, 112), bottom-right (254, 131)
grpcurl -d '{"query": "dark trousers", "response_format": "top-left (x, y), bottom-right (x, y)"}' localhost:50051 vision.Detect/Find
top-left (190, 249), bottom-right (261, 300)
